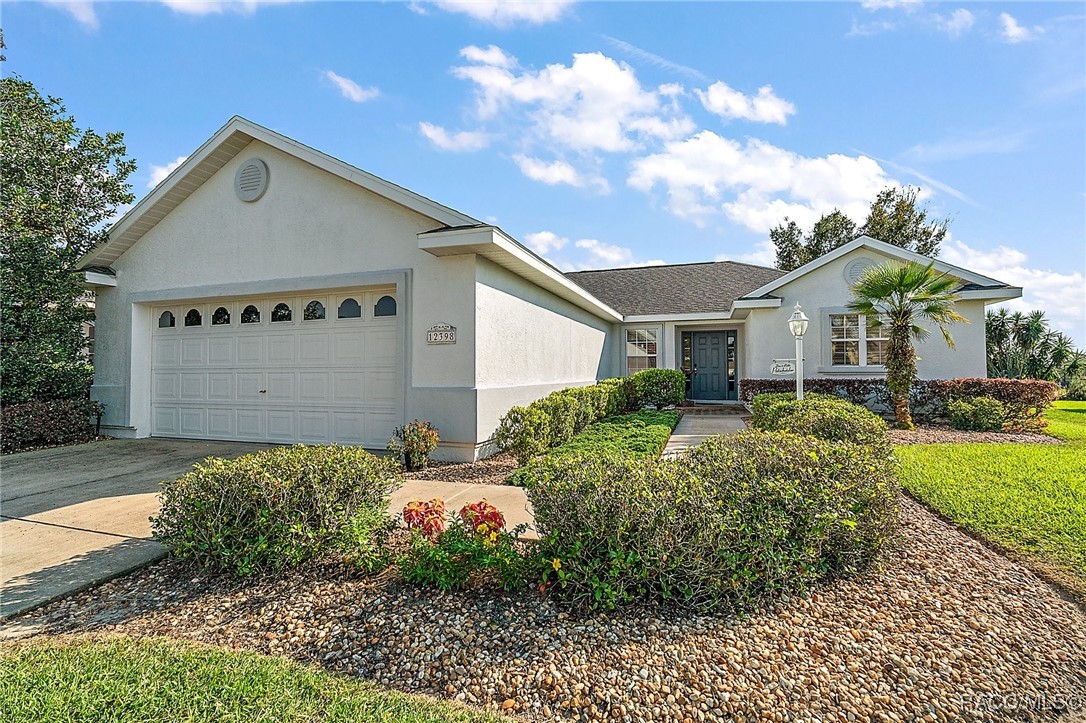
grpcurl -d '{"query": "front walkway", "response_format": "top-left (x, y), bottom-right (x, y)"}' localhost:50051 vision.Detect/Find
top-left (391, 480), bottom-right (534, 538)
top-left (662, 410), bottom-right (748, 457)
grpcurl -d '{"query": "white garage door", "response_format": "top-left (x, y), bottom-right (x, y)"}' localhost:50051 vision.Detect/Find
top-left (151, 288), bottom-right (402, 448)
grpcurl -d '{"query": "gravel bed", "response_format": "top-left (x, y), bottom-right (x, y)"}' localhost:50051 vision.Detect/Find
top-left (403, 453), bottom-right (519, 486)
top-left (5, 498), bottom-right (1084, 722)
top-left (889, 426), bottom-right (1060, 445)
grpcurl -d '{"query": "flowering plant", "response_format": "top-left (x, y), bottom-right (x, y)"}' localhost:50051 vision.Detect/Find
top-left (459, 499), bottom-right (506, 543)
top-left (403, 498), bottom-right (446, 541)
top-left (388, 419), bottom-right (440, 470)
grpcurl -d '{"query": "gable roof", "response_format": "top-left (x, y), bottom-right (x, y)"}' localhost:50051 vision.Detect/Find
top-left (79, 116), bottom-right (480, 268)
top-left (740, 235), bottom-right (1017, 300)
top-left (565, 260), bottom-right (785, 317)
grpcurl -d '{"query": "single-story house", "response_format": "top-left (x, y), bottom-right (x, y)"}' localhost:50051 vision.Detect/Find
top-left (80, 117), bottom-right (1022, 461)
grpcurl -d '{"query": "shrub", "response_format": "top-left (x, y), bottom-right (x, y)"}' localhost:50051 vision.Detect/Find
top-left (741, 377), bottom-right (1058, 429)
top-left (526, 431), bottom-right (899, 612)
top-left (752, 396), bottom-right (889, 452)
top-left (494, 405), bottom-right (551, 465)
top-left (387, 420), bottom-right (440, 470)
top-left (1065, 378), bottom-right (1086, 402)
top-left (750, 391), bottom-right (841, 429)
top-left (598, 376), bottom-right (637, 415)
top-left (632, 368), bottom-right (686, 407)
top-left (947, 397), bottom-right (1005, 432)
top-left (398, 499), bottom-right (529, 591)
top-left (151, 445), bottom-right (401, 576)
top-left (1, 398), bottom-right (102, 454)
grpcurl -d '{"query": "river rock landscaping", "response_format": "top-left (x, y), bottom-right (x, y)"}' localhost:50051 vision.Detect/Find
top-left (6, 496), bottom-right (1084, 722)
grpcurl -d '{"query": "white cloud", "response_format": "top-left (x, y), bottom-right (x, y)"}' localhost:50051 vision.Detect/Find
top-left (942, 238), bottom-right (1086, 345)
top-left (418, 122), bottom-right (489, 152)
top-left (159, 0), bottom-right (306, 15)
top-left (323, 71), bottom-right (379, 103)
top-left (934, 8), bottom-right (974, 38)
top-left (601, 35), bottom-right (709, 83)
top-left (999, 12), bottom-right (1041, 44)
top-left (454, 47), bottom-right (691, 154)
top-left (523, 231), bottom-right (569, 255)
top-left (847, 18), bottom-right (897, 37)
top-left (861, 0), bottom-right (922, 10)
top-left (523, 231), bottom-right (664, 271)
top-left (696, 81), bottom-right (796, 125)
top-left (416, 0), bottom-right (575, 26)
top-left (148, 156), bottom-right (188, 189)
top-left (903, 126), bottom-right (1031, 163)
top-left (513, 155), bottom-right (609, 192)
top-left (628, 131), bottom-right (894, 231)
top-left (44, 0), bottom-right (99, 29)
top-left (714, 241), bottom-right (777, 268)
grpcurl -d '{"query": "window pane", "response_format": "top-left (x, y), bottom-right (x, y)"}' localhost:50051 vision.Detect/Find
top-left (626, 328), bottom-right (658, 374)
top-left (338, 298), bottom-right (361, 319)
top-left (832, 341), bottom-right (860, 365)
top-left (374, 295), bottom-right (397, 317)
top-left (212, 307), bottom-right (230, 325)
top-left (272, 302), bottom-right (292, 322)
top-left (184, 309), bottom-right (202, 327)
top-left (866, 315), bottom-right (890, 341)
top-left (866, 340), bottom-right (888, 365)
top-left (830, 314), bottom-right (859, 340)
top-left (241, 305), bottom-right (260, 324)
top-left (304, 301), bottom-right (325, 321)
top-left (158, 311), bottom-right (175, 328)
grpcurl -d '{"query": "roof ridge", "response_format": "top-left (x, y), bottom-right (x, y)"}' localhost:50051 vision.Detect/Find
top-left (566, 258), bottom-right (778, 274)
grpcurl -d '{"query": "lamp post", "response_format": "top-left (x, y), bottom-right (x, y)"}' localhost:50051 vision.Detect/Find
top-left (788, 303), bottom-right (809, 400)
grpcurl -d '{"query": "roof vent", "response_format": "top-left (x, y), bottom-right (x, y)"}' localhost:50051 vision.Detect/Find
top-left (234, 159), bottom-right (269, 202)
top-left (844, 257), bottom-right (875, 286)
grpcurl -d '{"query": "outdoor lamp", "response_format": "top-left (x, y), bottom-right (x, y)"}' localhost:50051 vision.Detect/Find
top-left (787, 304), bottom-right (808, 400)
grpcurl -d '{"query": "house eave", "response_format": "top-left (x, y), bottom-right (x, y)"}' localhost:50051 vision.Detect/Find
top-left (83, 270), bottom-right (117, 287)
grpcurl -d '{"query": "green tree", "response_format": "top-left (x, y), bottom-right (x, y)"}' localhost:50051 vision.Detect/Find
top-left (770, 187), bottom-right (949, 270)
top-left (986, 309), bottom-right (1085, 385)
top-left (848, 260), bottom-right (967, 429)
top-left (860, 186), bottom-right (947, 257)
top-left (1, 76), bottom-right (136, 405)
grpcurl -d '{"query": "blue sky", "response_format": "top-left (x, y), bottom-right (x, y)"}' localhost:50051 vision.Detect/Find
top-left (7, 0), bottom-right (1085, 343)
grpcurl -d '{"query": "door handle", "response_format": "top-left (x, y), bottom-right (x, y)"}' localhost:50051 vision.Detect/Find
top-left (259, 389), bottom-right (267, 394)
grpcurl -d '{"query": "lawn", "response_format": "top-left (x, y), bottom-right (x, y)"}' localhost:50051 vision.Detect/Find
top-left (897, 400), bottom-right (1086, 600)
top-left (0, 636), bottom-right (500, 723)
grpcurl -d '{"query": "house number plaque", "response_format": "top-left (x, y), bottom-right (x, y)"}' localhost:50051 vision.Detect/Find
top-left (427, 323), bottom-right (457, 345)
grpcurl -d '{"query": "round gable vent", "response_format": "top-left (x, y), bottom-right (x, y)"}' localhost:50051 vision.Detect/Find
top-left (234, 158), bottom-right (269, 202)
top-left (844, 257), bottom-right (876, 286)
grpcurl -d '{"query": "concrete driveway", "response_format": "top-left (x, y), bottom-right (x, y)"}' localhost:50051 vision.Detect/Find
top-left (1, 438), bottom-right (270, 620)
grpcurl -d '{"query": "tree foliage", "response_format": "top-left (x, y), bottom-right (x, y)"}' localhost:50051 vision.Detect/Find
top-left (986, 309), bottom-right (1085, 386)
top-left (848, 260), bottom-right (966, 429)
top-left (771, 186), bottom-right (949, 271)
top-left (1, 76), bottom-right (136, 405)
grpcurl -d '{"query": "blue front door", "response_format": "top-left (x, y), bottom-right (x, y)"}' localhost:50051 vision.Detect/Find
top-left (691, 331), bottom-right (737, 401)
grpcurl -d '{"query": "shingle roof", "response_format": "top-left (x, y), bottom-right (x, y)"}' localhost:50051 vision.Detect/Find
top-left (565, 260), bottom-right (786, 316)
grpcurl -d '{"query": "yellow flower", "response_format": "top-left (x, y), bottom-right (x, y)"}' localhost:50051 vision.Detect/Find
top-left (551, 558), bottom-right (562, 572)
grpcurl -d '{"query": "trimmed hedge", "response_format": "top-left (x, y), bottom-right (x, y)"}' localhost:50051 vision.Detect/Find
top-left (1, 398), bottom-right (102, 454)
top-left (947, 397), bottom-right (1004, 432)
top-left (751, 395), bottom-right (889, 452)
top-left (151, 445), bottom-right (401, 576)
top-left (741, 377), bottom-right (1059, 430)
top-left (525, 430), bottom-right (899, 612)
top-left (495, 370), bottom-right (684, 465)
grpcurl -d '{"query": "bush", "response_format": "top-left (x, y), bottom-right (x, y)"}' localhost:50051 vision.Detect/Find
top-left (752, 395), bottom-right (889, 452)
top-left (387, 419), bottom-right (440, 470)
top-left (494, 405), bottom-right (551, 465)
top-left (1, 398), bottom-right (102, 453)
top-left (151, 445), bottom-right (401, 576)
top-left (1065, 378), bottom-right (1086, 402)
top-left (947, 397), bottom-right (1005, 432)
top-left (741, 377), bottom-right (1058, 429)
top-left (632, 368), bottom-right (686, 407)
top-left (750, 391), bottom-right (840, 429)
top-left (526, 431), bottom-right (899, 612)
top-left (1, 360), bottom-right (93, 407)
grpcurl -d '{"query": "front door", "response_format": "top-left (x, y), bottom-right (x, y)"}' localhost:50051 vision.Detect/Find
top-left (690, 331), bottom-right (738, 401)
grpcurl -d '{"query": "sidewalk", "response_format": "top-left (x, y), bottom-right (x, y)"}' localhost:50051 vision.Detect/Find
top-left (390, 479), bottom-right (535, 538)
top-left (662, 412), bottom-right (748, 457)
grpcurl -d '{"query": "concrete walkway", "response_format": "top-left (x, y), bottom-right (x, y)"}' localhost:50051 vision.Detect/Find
top-left (662, 411), bottom-right (748, 457)
top-left (391, 480), bottom-right (534, 538)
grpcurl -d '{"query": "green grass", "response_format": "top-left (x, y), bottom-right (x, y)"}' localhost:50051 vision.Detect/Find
top-left (0, 637), bottom-right (500, 723)
top-left (896, 400), bottom-right (1086, 600)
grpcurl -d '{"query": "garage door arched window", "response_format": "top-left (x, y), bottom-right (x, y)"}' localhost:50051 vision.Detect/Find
top-left (212, 307), bottom-right (231, 326)
top-left (158, 311), bottom-right (175, 328)
top-left (184, 309), bottom-right (202, 327)
top-left (271, 302), bottom-right (292, 322)
top-left (374, 295), bottom-right (397, 317)
top-left (338, 298), bottom-right (361, 319)
top-left (304, 300), bottom-right (326, 321)
top-left (241, 305), bottom-right (260, 324)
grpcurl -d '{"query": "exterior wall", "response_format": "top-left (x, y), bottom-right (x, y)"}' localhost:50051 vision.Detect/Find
top-left (92, 138), bottom-right (481, 455)
top-left (474, 257), bottom-right (615, 444)
top-left (742, 247), bottom-right (989, 381)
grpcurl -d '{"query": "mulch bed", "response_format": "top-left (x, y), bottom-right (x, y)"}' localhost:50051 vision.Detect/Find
top-left (5, 497), bottom-right (1084, 722)
top-left (403, 453), bottom-right (519, 486)
top-left (889, 426), bottom-right (1060, 445)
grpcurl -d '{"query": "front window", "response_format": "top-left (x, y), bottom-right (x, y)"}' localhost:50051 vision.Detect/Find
top-left (626, 329), bottom-right (658, 374)
top-left (830, 313), bottom-right (889, 366)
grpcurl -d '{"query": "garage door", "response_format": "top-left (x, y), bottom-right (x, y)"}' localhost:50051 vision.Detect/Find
top-left (150, 288), bottom-right (402, 448)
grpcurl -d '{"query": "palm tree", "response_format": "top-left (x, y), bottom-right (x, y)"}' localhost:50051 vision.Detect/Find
top-left (986, 309), bottom-right (1085, 384)
top-left (848, 260), bottom-right (967, 429)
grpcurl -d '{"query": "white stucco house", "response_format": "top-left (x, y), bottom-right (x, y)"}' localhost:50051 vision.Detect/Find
top-left (80, 117), bottom-right (1022, 461)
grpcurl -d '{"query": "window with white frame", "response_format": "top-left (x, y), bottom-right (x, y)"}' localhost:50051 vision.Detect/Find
top-left (830, 313), bottom-right (889, 367)
top-left (626, 329), bottom-right (658, 374)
